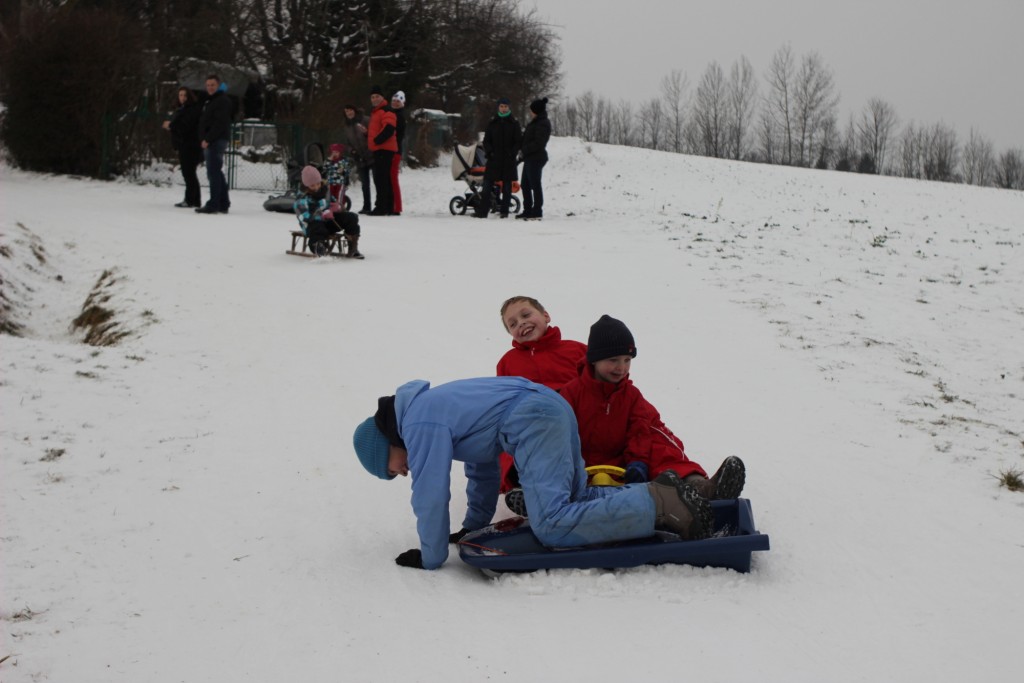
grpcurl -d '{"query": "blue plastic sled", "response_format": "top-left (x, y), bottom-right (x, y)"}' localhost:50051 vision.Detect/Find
top-left (458, 498), bottom-right (769, 574)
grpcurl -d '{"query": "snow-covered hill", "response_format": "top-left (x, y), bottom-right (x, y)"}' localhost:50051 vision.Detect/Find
top-left (2, 138), bottom-right (1022, 682)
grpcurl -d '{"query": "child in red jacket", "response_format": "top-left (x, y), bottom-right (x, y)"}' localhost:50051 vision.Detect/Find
top-left (560, 314), bottom-right (745, 503)
top-left (496, 296), bottom-right (586, 503)
top-left (497, 296), bottom-right (586, 389)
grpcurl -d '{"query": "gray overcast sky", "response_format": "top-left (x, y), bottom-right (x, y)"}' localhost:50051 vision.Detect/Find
top-left (526, 0), bottom-right (1023, 151)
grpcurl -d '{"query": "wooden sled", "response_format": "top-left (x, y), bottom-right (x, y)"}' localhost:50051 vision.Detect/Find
top-left (286, 231), bottom-right (350, 258)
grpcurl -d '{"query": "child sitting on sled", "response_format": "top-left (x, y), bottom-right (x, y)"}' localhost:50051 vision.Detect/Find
top-left (501, 313), bottom-right (743, 518)
top-left (293, 165), bottom-right (363, 259)
top-left (559, 314), bottom-right (745, 502)
top-left (495, 296), bottom-right (586, 503)
top-left (324, 143), bottom-right (351, 204)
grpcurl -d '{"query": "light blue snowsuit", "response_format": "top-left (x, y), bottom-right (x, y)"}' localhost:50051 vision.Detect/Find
top-left (393, 377), bottom-right (657, 569)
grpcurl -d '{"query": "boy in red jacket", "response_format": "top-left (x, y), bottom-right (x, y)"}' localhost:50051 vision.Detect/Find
top-left (560, 315), bottom-right (745, 504)
top-left (496, 296), bottom-right (586, 505)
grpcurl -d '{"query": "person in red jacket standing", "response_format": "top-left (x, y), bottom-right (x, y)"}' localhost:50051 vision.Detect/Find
top-left (367, 85), bottom-right (398, 215)
top-left (495, 296), bottom-right (586, 511)
top-left (558, 315), bottom-right (746, 509)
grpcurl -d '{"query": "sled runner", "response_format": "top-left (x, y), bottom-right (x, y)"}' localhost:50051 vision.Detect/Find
top-left (458, 498), bottom-right (769, 575)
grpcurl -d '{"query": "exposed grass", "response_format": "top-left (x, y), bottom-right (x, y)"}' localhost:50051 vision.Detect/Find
top-left (995, 468), bottom-right (1024, 493)
top-left (70, 269), bottom-right (131, 346)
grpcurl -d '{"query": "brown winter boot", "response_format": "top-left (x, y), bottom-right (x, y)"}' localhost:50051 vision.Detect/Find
top-left (346, 235), bottom-right (365, 259)
top-left (648, 471), bottom-right (713, 540)
top-left (686, 456), bottom-right (746, 500)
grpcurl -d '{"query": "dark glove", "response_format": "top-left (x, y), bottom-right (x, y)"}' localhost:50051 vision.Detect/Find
top-left (394, 548), bottom-right (424, 569)
top-left (624, 461), bottom-right (650, 484)
top-left (448, 528), bottom-right (470, 544)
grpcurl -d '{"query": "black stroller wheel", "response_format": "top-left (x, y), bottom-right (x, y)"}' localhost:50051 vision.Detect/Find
top-left (450, 196), bottom-right (467, 215)
top-left (343, 195), bottom-right (352, 212)
top-left (509, 195), bottom-right (521, 215)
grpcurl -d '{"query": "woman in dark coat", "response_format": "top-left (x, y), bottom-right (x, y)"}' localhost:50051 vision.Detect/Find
top-left (474, 97), bottom-right (522, 218)
top-left (518, 97), bottom-right (552, 220)
top-left (163, 87), bottom-right (203, 208)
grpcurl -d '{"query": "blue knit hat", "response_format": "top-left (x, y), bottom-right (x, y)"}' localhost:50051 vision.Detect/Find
top-left (353, 416), bottom-right (394, 480)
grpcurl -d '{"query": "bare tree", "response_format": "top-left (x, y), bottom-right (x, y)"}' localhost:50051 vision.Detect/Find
top-left (960, 128), bottom-right (995, 186)
top-left (755, 107), bottom-right (779, 164)
top-left (611, 99), bottom-right (635, 146)
top-left (994, 148), bottom-right (1024, 190)
top-left (661, 69), bottom-right (689, 153)
top-left (897, 122), bottom-right (923, 178)
top-left (763, 43), bottom-right (795, 164)
top-left (726, 56), bottom-right (757, 160)
top-left (638, 97), bottom-right (664, 150)
top-left (921, 122), bottom-right (960, 182)
top-left (692, 60), bottom-right (727, 157)
top-left (792, 51), bottom-right (839, 166)
top-left (857, 97), bottom-right (898, 174)
top-left (575, 90), bottom-right (596, 141)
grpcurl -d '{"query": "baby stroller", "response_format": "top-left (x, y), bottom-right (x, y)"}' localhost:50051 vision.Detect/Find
top-left (263, 142), bottom-right (352, 213)
top-left (449, 143), bottom-right (520, 216)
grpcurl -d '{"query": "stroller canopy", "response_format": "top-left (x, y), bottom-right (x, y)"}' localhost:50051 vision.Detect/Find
top-left (452, 143), bottom-right (486, 181)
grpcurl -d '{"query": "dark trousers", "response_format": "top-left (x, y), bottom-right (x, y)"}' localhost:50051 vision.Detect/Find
top-left (357, 164), bottom-right (372, 211)
top-left (478, 166), bottom-right (515, 216)
top-left (372, 150), bottom-right (394, 213)
top-left (521, 160), bottom-right (546, 216)
top-left (179, 146), bottom-right (203, 207)
top-left (308, 213), bottom-right (361, 250)
top-left (204, 139), bottom-right (230, 211)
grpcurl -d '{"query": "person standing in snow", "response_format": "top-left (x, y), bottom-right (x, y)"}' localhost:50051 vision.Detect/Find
top-left (293, 165), bottom-right (363, 259)
top-left (367, 85), bottom-right (397, 216)
top-left (196, 74), bottom-right (234, 214)
top-left (341, 105), bottom-right (373, 214)
top-left (517, 97), bottom-right (551, 220)
top-left (163, 86), bottom-right (203, 208)
top-left (352, 376), bottom-right (714, 570)
top-left (473, 97), bottom-right (522, 219)
top-left (389, 91), bottom-right (407, 215)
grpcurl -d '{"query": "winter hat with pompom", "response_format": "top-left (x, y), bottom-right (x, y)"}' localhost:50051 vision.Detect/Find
top-left (391, 91), bottom-right (406, 105)
top-left (301, 165), bottom-right (322, 187)
top-left (530, 97), bottom-right (548, 115)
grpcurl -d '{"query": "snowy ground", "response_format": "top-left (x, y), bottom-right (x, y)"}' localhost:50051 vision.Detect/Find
top-left (2, 137), bottom-right (1023, 682)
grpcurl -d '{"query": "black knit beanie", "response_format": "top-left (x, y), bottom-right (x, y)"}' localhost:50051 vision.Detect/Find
top-left (530, 97), bottom-right (548, 115)
top-left (586, 315), bottom-right (637, 363)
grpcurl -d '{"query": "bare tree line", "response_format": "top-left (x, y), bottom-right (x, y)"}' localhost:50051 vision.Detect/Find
top-left (549, 43), bottom-right (1024, 191)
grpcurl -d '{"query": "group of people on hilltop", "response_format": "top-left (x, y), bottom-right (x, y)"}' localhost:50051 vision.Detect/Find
top-left (352, 297), bottom-right (747, 570)
top-left (474, 96), bottom-right (551, 220)
top-left (163, 73), bottom-right (233, 214)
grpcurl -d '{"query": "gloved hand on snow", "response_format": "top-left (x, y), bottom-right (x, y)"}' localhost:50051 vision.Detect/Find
top-left (395, 548), bottom-right (425, 569)
top-left (624, 461), bottom-right (649, 484)
top-left (448, 528), bottom-right (470, 544)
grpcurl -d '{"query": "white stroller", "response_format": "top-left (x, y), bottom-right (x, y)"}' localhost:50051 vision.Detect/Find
top-left (448, 143), bottom-right (520, 216)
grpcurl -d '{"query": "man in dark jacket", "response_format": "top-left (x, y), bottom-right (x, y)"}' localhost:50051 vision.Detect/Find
top-left (474, 97), bottom-right (522, 218)
top-left (196, 74), bottom-right (234, 214)
top-left (342, 105), bottom-right (374, 214)
top-left (518, 97), bottom-right (552, 220)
